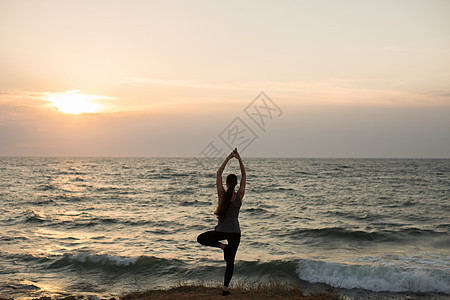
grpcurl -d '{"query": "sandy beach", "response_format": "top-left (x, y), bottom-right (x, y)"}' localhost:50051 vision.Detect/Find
top-left (120, 285), bottom-right (342, 299)
top-left (0, 284), bottom-right (341, 300)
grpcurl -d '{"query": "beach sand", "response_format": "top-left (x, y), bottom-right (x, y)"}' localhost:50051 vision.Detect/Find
top-left (0, 284), bottom-right (342, 300)
top-left (120, 284), bottom-right (342, 300)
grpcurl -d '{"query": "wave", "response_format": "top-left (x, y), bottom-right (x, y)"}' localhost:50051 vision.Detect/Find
top-left (236, 260), bottom-right (299, 279)
top-left (70, 254), bottom-right (446, 295)
top-left (295, 171), bottom-right (312, 175)
top-left (49, 253), bottom-right (187, 275)
top-left (36, 184), bottom-right (56, 191)
top-left (371, 221), bottom-right (405, 226)
top-left (95, 187), bottom-right (135, 195)
top-left (47, 254), bottom-right (302, 285)
top-left (1, 279), bottom-right (42, 297)
top-left (71, 177), bottom-right (86, 182)
top-left (22, 213), bottom-right (181, 229)
top-left (34, 199), bottom-right (57, 205)
top-left (25, 210), bottom-right (47, 223)
top-left (179, 200), bottom-right (211, 207)
top-left (287, 227), bottom-right (387, 242)
top-left (243, 207), bottom-right (271, 215)
top-left (297, 258), bottom-right (450, 294)
top-left (4, 250), bottom-right (449, 295)
top-left (58, 216), bottom-right (148, 228)
top-left (0, 235), bottom-right (29, 242)
top-left (56, 171), bottom-right (86, 176)
top-left (55, 195), bottom-right (89, 202)
top-left (286, 227), bottom-right (448, 243)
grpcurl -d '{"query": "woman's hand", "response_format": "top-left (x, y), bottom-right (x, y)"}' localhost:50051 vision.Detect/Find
top-left (233, 149), bottom-right (241, 161)
top-left (227, 148), bottom-right (237, 160)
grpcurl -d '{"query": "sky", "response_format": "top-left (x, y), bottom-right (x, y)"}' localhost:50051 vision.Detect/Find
top-left (1, 0), bottom-right (449, 158)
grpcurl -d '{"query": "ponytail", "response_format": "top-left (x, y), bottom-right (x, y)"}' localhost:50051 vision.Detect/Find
top-left (215, 174), bottom-right (237, 220)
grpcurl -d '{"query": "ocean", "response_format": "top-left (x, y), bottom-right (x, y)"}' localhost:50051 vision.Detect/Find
top-left (0, 157), bottom-right (449, 299)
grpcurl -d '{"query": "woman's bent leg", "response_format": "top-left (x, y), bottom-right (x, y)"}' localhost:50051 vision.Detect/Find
top-left (197, 230), bottom-right (225, 248)
top-left (223, 233), bottom-right (241, 287)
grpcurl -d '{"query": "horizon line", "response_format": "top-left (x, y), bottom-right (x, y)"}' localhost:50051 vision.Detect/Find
top-left (1, 155), bottom-right (449, 160)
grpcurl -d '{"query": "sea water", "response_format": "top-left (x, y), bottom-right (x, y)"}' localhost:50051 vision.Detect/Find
top-left (0, 157), bottom-right (449, 299)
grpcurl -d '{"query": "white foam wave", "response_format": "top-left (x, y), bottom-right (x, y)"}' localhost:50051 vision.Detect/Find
top-left (67, 253), bottom-right (140, 266)
top-left (297, 259), bottom-right (450, 294)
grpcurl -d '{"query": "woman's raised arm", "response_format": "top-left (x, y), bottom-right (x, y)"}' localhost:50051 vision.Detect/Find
top-left (235, 150), bottom-right (246, 200)
top-left (216, 150), bottom-right (236, 198)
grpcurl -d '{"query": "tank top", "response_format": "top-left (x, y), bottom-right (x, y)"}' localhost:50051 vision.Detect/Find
top-left (215, 193), bottom-right (242, 233)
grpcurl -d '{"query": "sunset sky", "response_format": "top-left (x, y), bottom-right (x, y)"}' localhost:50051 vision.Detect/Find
top-left (1, 0), bottom-right (449, 157)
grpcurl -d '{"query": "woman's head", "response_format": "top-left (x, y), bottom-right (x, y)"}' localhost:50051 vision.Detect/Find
top-left (226, 174), bottom-right (238, 190)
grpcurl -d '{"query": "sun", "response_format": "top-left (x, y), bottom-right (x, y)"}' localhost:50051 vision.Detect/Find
top-left (45, 90), bottom-right (106, 114)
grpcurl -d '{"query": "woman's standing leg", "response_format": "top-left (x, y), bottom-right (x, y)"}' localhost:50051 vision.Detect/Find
top-left (223, 233), bottom-right (241, 288)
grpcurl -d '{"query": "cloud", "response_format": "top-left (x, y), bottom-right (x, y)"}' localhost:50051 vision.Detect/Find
top-left (428, 91), bottom-right (450, 98)
top-left (116, 77), bottom-right (450, 109)
top-left (270, 80), bottom-right (450, 107)
top-left (118, 77), bottom-right (259, 91)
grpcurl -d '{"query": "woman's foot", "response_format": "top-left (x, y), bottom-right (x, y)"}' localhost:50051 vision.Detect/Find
top-left (222, 286), bottom-right (230, 296)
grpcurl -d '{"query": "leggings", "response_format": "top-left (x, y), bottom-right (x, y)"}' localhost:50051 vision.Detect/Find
top-left (197, 230), bottom-right (241, 287)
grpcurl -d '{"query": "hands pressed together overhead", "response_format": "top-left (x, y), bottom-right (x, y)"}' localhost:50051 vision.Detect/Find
top-left (227, 148), bottom-right (241, 160)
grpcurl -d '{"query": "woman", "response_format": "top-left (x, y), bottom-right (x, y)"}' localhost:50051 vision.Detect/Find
top-left (197, 148), bottom-right (246, 296)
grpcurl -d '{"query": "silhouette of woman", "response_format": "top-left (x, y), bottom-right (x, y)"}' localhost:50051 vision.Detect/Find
top-left (197, 148), bottom-right (246, 296)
